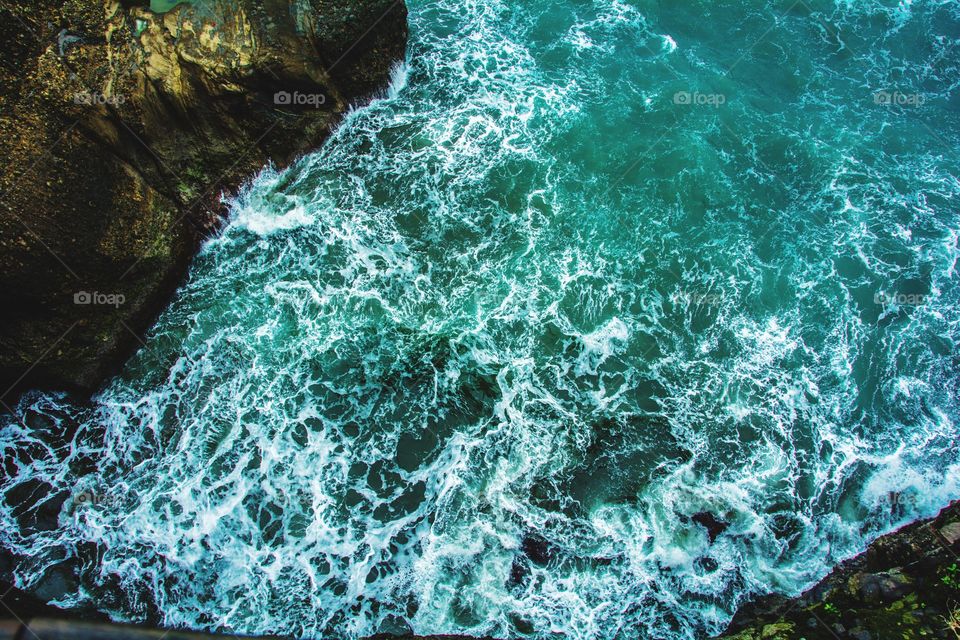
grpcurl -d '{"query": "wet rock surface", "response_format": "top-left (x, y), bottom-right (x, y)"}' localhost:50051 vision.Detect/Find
top-left (719, 501), bottom-right (960, 640)
top-left (692, 511), bottom-right (730, 543)
top-left (0, 0), bottom-right (407, 397)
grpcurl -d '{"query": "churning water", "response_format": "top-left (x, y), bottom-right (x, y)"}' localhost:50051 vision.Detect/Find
top-left (3, 0), bottom-right (960, 638)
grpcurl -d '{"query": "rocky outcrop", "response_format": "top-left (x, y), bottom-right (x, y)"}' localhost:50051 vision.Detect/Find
top-left (719, 501), bottom-right (960, 640)
top-left (0, 0), bottom-right (407, 396)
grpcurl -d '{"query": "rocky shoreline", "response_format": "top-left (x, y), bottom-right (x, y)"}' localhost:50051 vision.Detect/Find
top-left (719, 501), bottom-right (960, 640)
top-left (0, 0), bottom-right (407, 398)
top-left (1, 3), bottom-right (958, 640)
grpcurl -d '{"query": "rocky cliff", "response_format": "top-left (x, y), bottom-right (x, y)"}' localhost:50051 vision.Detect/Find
top-left (0, 0), bottom-right (407, 397)
top-left (719, 501), bottom-right (960, 640)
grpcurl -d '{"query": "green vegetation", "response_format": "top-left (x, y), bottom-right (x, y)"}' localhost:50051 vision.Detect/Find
top-left (943, 564), bottom-right (960, 590)
top-left (944, 603), bottom-right (960, 639)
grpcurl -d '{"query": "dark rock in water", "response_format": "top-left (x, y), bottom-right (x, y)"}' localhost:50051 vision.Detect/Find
top-left (719, 500), bottom-right (960, 640)
top-left (511, 531), bottom-right (566, 586)
top-left (698, 556), bottom-right (719, 573)
top-left (692, 511), bottom-right (729, 542)
top-left (521, 532), bottom-right (552, 566)
top-left (509, 556), bottom-right (530, 587)
top-left (0, 0), bottom-right (407, 397)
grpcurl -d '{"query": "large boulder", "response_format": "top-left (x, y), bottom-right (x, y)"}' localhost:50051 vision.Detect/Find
top-left (0, 0), bottom-right (407, 396)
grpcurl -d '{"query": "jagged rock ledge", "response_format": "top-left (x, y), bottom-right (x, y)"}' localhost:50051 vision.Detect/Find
top-left (0, 0), bottom-right (407, 397)
top-left (718, 501), bottom-right (960, 640)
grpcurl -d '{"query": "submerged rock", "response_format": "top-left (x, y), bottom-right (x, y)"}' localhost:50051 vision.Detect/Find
top-left (692, 511), bottom-right (730, 543)
top-left (0, 0), bottom-right (407, 395)
top-left (521, 532), bottom-right (554, 566)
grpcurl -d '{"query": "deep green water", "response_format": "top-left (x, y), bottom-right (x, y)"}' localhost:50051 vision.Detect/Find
top-left (3, 0), bottom-right (960, 638)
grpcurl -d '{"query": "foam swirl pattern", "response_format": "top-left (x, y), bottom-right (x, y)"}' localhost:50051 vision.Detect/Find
top-left (2, 1), bottom-right (960, 638)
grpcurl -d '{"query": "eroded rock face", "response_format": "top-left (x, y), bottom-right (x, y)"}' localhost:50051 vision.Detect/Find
top-left (0, 0), bottom-right (407, 395)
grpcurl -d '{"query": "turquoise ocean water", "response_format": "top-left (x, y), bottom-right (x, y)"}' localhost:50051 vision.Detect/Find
top-left (3, 1), bottom-right (960, 638)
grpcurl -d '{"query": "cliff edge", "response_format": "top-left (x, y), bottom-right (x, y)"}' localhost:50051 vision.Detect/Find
top-left (0, 0), bottom-right (407, 396)
top-left (719, 501), bottom-right (960, 640)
